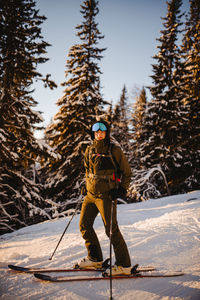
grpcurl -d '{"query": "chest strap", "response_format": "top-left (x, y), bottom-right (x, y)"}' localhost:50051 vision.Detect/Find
top-left (90, 153), bottom-right (111, 157)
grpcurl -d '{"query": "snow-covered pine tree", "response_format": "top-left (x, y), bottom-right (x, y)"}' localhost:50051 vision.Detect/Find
top-left (180, 0), bottom-right (200, 190)
top-left (112, 85), bottom-right (132, 160)
top-left (44, 0), bottom-right (107, 215)
top-left (137, 0), bottom-right (187, 194)
top-left (131, 87), bottom-right (147, 168)
top-left (0, 0), bottom-right (56, 234)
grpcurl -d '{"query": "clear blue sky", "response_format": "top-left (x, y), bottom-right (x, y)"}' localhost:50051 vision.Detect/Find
top-left (33, 0), bottom-right (189, 136)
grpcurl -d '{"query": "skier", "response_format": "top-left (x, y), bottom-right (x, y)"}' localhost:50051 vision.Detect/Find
top-left (76, 119), bottom-right (132, 275)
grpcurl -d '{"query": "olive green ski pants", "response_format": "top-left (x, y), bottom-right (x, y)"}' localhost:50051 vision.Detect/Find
top-left (79, 192), bottom-right (131, 267)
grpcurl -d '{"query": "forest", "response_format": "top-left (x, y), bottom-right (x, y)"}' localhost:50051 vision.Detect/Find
top-left (0, 0), bottom-right (199, 235)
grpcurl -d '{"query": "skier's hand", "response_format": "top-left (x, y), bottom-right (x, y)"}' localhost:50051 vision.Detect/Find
top-left (110, 186), bottom-right (126, 200)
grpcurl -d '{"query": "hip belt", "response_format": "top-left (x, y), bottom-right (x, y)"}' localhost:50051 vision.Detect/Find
top-left (88, 173), bottom-right (114, 180)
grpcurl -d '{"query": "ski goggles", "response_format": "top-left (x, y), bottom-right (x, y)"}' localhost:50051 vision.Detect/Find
top-left (92, 122), bottom-right (107, 132)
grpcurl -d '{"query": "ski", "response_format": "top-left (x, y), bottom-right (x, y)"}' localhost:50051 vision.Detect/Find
top-left (7, 258), bottom-right (109, 273)
top-left (34, 271), bottom-right (184, 282)
top-left (8, 263), bottom-right (156, 274)
top-left (8, 264), bottom-right (106, 273)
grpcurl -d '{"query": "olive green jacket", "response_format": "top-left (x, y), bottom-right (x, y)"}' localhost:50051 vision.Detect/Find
top-left (84, 139), bottom-right (132, 197)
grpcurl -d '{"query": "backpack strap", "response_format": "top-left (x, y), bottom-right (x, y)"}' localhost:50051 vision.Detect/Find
top-left (108, 143), bottom-right (121, 186)
top-left (108, 143), bottom-right (118, 173)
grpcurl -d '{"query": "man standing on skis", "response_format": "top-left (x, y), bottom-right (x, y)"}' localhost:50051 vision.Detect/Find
top-left (76, 119), bottom-right (132, 276)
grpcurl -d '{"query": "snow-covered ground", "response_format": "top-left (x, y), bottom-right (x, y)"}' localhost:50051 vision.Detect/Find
top-left (0, 191), bottom-right (200, 300)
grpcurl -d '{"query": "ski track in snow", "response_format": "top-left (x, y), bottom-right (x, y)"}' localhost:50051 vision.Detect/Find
top-left (0, 191), bottom-right (200, 299)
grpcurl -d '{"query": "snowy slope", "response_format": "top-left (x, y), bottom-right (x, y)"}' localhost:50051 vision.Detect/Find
top-left (0, 191), bottom-right (200, 300)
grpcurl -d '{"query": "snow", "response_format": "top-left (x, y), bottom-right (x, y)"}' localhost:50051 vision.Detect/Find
top-left (0, 191), bottom-right (200, 299)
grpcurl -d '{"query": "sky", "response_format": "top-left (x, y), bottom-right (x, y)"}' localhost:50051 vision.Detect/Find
top-left (33, 0), bottom-right (190, 137)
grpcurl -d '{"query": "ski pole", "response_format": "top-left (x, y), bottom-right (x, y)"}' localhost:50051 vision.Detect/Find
top-left (49, 197), bottom-right (82, 261)
top-left (109, 199), bottom-right (114, 300)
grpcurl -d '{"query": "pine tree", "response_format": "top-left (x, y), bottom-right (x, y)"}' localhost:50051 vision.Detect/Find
top-left (131, 87), bottom-right (147, 168)
top-left (0, 0), bottom-right (55, 234)
top-left (180, 0), bottom-right (200, 190)
top-left (111, 85), bottom-right (132, 160)
top-left (137, 0), bottom-right (187, 193)
top-left (44, 0), bottom-right (107, 214)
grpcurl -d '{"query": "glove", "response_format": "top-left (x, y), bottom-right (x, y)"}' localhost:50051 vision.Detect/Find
top-left (110, 186), bottom-right (127, 200)
top-left (81, 184), bottom-right (87, 196)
